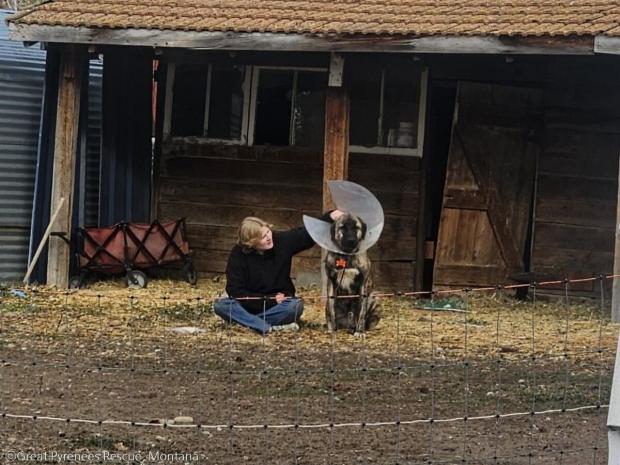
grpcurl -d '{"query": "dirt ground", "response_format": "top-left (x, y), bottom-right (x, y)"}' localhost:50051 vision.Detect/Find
top-left (0, 278), bottom-right (617, 464)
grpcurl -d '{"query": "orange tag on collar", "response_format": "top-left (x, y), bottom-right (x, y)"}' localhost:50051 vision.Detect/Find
top-left (335, 258), bottom-right (347, 269)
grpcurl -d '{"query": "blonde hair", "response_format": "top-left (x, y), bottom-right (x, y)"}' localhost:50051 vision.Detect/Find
top-left (238, 217), bottom-right (273, 250)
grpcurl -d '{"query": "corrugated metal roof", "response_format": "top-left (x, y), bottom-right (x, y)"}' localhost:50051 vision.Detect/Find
top-left (7, 0), bottom-right (620, 37)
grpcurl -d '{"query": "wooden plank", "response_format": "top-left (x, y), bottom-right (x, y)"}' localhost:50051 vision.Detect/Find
top-left (443, 188), bottom-right (488, 210)
top-left (161, 140), bottom-right (323, 164)
top-left (459, 82), bottom-right (544, 108)
top-left (322, 86), bottom-right (349, 210)
top-left (158, 176), bottom-right (419, 215)
top-left (161, 155), bottom-right (323, 184)
top-left (533, 247), bottom-right (612, 271)
top-left (536, 201), bottom-right (616, 229)
top-left (190, 248), bottom-right (414, 291)
top-left (537, 175), bottom-right (617, 202)
top-left (46, 45), bottom-right (85, 288)
top-left (159, 157), bottom-right (418, 192)
top-left (611, 154), bottom-right (620, 322)
top-left (349, 167), bottom-right (419, 193)
top-left (160, 202), bottom-right (320, 228)
top-left (543, 129), bottom-right (620, 157)
top-left (9, 24), bottom-right (595, 54)
top-left (544, 82), bottom-right (620, 112)
top-left (433, 265), bottom-right (513, 288)
top-left (545, 108), bottom-right (620, 134)
top-left (185, 224), bottom-right (417, 261)
top-left (159, 179), bottom-right (322, 210)
top-left (24, 198), bottom-right (65, 284)
top-left (436, 208), bottom-right (504, 267)
top-left (533, 223), bottom-right (614, 252)
top-left (539, 152), bottom-right (619, 180)
top-left (160, 201), bottom-right (416, 233)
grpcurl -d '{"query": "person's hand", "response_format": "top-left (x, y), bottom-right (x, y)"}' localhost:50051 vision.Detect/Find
top-left (330, 209), bottom-right (345, 221)
top-left (275, 292), bottom-right (286, 304)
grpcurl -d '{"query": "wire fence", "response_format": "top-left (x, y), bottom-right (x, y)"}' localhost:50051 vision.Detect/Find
top-left (0, 274), bottom-right (617, 464)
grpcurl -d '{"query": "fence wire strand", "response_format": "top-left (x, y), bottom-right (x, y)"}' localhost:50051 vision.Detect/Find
top-left (1, 273), bottom-right (618, 464)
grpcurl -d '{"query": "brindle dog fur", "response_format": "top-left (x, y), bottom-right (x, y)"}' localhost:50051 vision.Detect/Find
top-left (325, 213), bottom-right (380, 337)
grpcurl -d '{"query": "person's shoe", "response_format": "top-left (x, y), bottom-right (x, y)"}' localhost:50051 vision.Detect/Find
top-left (270, 322), bottom-right (300, 332)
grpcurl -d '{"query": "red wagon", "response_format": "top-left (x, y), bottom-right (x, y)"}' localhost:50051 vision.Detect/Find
top-left (70, 218), bottom-right (197, 288)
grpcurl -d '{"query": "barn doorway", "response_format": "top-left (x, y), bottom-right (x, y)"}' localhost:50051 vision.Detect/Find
top-left (431, 82), bottom-right (542, 289)
top-left (421, 82), bottom-right (456, 290)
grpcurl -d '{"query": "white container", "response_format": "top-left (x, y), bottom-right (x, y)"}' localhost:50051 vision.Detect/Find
top-left (395, 121), bottom-right (415, 148)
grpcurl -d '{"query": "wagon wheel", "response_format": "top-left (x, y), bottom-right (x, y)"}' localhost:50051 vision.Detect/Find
top-left (183, 261), bottom-right (198, 285)
top-left (126, 270), bottom-right (148, 289)
top-left (69, 275), bottom-right (85, 289)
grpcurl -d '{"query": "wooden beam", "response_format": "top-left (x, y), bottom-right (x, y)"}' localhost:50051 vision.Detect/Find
top-left (612, 152), bottom-right (620, 322)
top-left (8, 24), bottom-right (595, 55)
top-left (594, 36), bottom-right (620, 55)
top-left (322, 87), bottom-right (350, 210)
top-left (328, 53), bottom-right (344, 87)
top-left (47, 45), bottom-right (85, 288)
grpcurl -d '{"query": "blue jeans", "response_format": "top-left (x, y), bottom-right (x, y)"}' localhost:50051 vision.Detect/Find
top-left (213, 298), bottom-right (304, 334)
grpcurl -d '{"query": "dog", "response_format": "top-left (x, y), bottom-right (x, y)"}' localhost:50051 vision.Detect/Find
top-left (325, 213), bottom-right (380, 337)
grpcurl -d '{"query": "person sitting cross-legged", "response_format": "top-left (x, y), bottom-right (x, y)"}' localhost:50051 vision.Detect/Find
top-left (213, 210), bottom-right (343, 334)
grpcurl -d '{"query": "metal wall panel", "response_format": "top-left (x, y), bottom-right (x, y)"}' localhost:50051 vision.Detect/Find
top-left (0, 9), bottom-right (45, 282)
top-left (85, 62), bottom-right (102, 227)
top-left (0, 10), bottom-right (103, 282)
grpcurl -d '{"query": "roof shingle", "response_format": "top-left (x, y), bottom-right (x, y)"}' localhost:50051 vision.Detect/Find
top-left (10, 0), bottom-right (620, 37)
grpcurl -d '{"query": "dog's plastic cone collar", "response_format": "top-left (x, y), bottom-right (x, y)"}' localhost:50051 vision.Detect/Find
top-left (303, 180), bottom-right (384, 255)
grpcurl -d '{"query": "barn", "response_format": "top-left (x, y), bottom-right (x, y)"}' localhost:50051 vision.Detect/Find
top-left (6, 1), bottom-right (620, 302)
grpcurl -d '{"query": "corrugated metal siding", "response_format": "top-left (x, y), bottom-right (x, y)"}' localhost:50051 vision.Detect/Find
top-left (85, 62), bottom-right (102, 227)
top-left (0, 9), bottom-right (46, 282)
top-left (0, 10), bottom-right (103, 282)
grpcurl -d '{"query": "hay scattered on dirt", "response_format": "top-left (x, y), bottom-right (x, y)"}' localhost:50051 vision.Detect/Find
top-left (1, 278), bottom-right (617, 361)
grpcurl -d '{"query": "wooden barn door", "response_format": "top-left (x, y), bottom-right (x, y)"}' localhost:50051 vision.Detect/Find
top-left (433, 82), bottom-right (542, 288)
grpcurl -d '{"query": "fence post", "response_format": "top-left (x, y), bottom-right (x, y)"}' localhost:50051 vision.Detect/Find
top-left (608, 330), bottom-right (620, 464)
top-left (612, 153), bottom-right (620, 322)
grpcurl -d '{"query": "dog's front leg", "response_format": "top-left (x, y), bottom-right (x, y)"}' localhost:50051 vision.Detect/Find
top-left (325, 275), bottom-right (337, 333)
top-left (354, 283), bottom-right (368, 338)
top-left (326, 296), bottom-right (336, 333)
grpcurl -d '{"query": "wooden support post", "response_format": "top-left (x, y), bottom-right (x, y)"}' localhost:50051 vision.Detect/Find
top-left (46, 45), bottom-right (85, 288)
top-left (612, 153), bottom-right (620, 322)
top-left (321, 55), bottom-right (350, 297)
top-left (322, 87), bottom-right (350, 210)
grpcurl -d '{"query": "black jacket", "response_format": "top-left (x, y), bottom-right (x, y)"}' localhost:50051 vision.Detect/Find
top-left (225, 212), bottom-right (332, 314)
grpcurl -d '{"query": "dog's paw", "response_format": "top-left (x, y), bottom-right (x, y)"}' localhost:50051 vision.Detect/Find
top-left (353, 331), bottom-right (366, 339)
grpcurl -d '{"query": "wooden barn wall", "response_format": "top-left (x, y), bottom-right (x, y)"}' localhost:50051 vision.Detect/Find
top-left (531, 57), bottom-right (620, 293)
top-left (155, 54), bottom-right (620, 294)
top-left (429, 54), bottom-right (620, 294)
top-left (157, 142), bottom-right (419, 290)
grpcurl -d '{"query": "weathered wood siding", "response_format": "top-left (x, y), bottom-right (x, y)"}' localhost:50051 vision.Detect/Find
top-left (428, 55), bottom-right (620, 294)
top-left (531, 58), bottom-right (620, 292)
top-left (157, 141), bottom-right (419, 290)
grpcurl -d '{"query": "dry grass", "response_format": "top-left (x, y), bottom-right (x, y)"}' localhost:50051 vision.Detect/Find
top-left (1, 277), bottom-right (617, 362)
top-left (0, 278), bottom-right (615, 463)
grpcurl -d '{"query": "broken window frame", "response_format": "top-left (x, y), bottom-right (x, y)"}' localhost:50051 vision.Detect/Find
top-left (349, 67), bottom-right (429, 158)
top-left (247, 66), bottom-right (328, 146)
top-left (163, 63), bottom-right (328, 148)
top-left (163, 63), bottom-right (252, 144)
